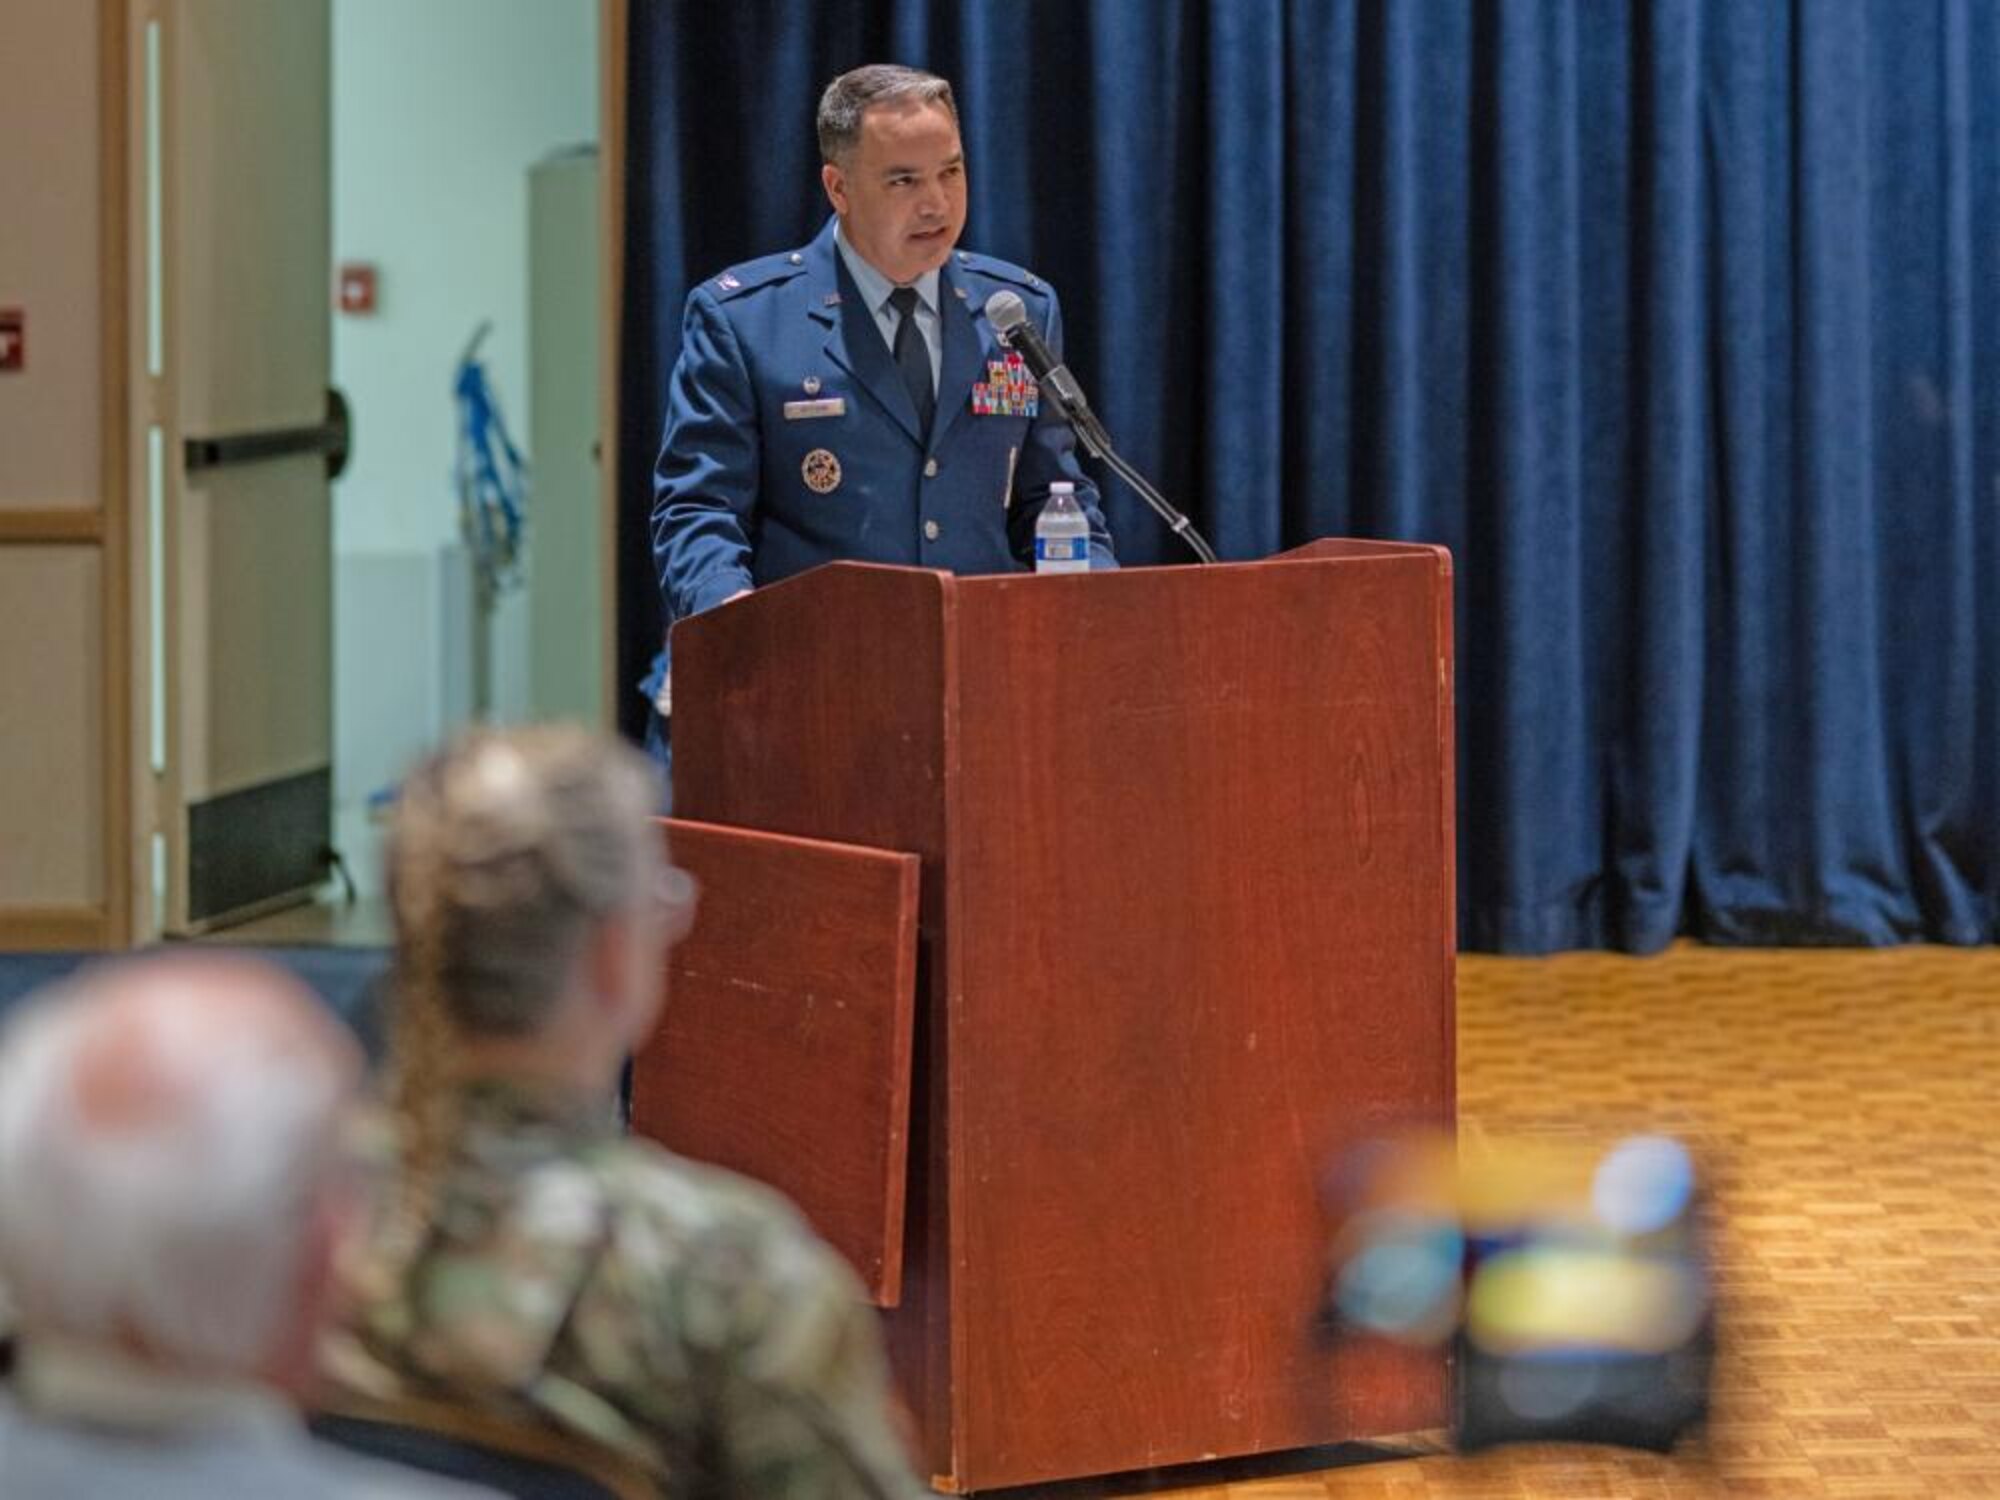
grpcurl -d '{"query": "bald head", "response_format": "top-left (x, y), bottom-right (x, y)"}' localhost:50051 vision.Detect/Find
top-left (67, 956), bottom-right (351, 1126)
top-left (0, 955), bottom-right (360, 1378)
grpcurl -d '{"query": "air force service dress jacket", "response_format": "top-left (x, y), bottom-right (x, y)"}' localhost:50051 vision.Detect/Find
top-left (645, 218), bottom-right (1117, 713)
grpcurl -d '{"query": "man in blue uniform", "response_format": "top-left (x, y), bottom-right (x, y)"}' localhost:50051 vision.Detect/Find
top-left (645, 63), bottom-right (1116, 754)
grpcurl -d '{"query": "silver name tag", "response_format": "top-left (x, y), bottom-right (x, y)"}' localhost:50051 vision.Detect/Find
top-left (783, 398), bottom-right (846, 420)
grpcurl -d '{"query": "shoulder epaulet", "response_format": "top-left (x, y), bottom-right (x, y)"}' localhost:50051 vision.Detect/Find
top-left (951, 248), bottom-right (1049, 295)
top-left (703, 248), bottom-right (809, 301)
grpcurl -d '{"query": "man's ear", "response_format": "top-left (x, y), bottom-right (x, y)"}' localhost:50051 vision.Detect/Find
top-left (821, 160), bottom-right (848, 216)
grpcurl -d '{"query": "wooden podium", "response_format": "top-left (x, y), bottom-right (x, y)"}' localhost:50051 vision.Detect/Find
top-left (633, 540), bottom-right (1456, 1491)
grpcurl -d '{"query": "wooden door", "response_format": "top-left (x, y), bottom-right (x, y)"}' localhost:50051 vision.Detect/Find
top-left (144, 0), bottom-right (335, 932)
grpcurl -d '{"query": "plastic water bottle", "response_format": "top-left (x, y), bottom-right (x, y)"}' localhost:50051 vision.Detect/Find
top-left (1034, 482), bottom-right (1090, 574)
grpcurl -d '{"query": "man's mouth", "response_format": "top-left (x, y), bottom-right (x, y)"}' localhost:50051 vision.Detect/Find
top-left (911, 226), bottom-right (948, 241)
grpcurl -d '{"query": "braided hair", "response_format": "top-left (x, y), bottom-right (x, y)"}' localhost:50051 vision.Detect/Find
top-left (381, 725), bottom-right (678, 1238)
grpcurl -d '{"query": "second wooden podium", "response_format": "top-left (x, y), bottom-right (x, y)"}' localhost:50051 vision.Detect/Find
top-left (633, 540), bottom-right (1456, 1491)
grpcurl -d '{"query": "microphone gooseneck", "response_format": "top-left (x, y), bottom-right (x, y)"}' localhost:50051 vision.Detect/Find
top-left (982, 291), bottom-right (1216, 565)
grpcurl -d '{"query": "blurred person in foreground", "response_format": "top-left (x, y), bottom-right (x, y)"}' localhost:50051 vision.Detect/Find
top-left (321, 725), bottom-right (924, 1500)
top-left (1322, 1130), bottom-right (1713, 1456)
top-left (0, 954), bottom-right (494, 1500)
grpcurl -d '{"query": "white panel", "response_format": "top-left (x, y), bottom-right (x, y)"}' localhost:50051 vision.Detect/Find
top-left (527, 149), bottom-right (604, 725)
top-left (332, 543), bottom-right (475, 897)
top-left (0, 549), bottom-right (103, 905)
top-left (490, 581), bottom-right (532, 723)
top-left (0, 0), bottom-right (101, 510)
top-left (334, 548), bottom-right (442, 808)
top-left (436, 543), bottom-right (477, 731)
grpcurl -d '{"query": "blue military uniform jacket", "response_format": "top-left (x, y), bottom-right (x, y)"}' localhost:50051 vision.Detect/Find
top-left (645, 218), bottom-right (1115, 710)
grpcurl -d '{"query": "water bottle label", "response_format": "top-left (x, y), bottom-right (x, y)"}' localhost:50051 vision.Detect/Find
top-left (1036, 537), bottom-right (1084, 562)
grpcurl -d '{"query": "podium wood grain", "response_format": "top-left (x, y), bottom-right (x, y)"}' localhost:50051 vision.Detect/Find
top-left (631, 817), bottom-right (920, 1306)
top-left (671, 546), bottom-right (1455, 1490)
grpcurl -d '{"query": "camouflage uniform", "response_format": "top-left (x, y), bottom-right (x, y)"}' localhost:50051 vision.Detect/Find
top-left (322, 1078), bottom-right (923, 1500)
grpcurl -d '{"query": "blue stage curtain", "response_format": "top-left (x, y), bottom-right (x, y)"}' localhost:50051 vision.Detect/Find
top-left (619, 2), bottom-right (2000, 952)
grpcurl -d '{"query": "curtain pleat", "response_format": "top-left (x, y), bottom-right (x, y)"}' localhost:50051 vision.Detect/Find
top-left (620, 0), bottom-right (2000, 952)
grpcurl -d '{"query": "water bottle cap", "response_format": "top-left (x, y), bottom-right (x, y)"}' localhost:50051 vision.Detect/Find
top-left (1050, 481), bottom-right (1073, 494)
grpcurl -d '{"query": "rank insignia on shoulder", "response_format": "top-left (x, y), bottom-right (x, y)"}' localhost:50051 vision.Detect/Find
top-left (717, 272), bottom-right (742, 290)
top-left (802, 448), bottom-right (843, 494)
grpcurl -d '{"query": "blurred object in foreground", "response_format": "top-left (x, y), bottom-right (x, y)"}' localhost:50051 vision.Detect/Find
top-left (1324, 1131), bottom-right (1714, 1455)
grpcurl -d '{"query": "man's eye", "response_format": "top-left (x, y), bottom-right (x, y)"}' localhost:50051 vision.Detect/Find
top-left (943, 164), bottom-right (964, 180)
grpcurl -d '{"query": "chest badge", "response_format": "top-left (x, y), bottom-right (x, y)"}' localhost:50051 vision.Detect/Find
top-left (803, 375), bottom-right (821, 395)
top-left (802, 448), bottom-right (843, 494)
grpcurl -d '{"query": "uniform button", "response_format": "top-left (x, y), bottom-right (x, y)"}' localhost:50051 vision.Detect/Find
top-left (789, 252), bottom-right (803, 264)
top-left (923, 458), bottom-right (939, 478)
top-left (924, 519), bottom-right (941, 542)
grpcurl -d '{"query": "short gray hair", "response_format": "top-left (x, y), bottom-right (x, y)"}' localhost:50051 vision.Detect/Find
top-left (0, 957), bottom-right (358, 1374)
top-left (817, 64), bottom-right (958, 164)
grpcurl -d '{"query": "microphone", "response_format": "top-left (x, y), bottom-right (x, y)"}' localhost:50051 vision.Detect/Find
top-left (981, 289), bottom-right (1218, 564)
top-left (982, 291), bottom-right (1112, 453)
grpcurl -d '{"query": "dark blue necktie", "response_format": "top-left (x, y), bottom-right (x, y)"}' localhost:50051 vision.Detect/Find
top-left (888, 286), bottom-right (935, 434)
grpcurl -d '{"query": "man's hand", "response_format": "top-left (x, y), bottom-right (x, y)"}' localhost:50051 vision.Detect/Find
top-left (654, 591), bottom-right (753, 718)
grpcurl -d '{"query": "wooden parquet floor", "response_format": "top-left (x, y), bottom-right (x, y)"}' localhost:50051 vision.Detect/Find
top-left (1141, 944), bottom-right (2000, 1499)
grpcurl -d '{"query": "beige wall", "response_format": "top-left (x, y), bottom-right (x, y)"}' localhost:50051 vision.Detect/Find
top-left (0, 0), bottom-right (124, 949)
top-left (0, 549), bottom-right (105, 908)
top-left (0, 1), bottom-right (102, 513)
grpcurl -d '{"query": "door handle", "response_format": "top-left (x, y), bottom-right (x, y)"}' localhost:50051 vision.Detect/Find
top-left (184, 387), bottom-right (352, 480)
